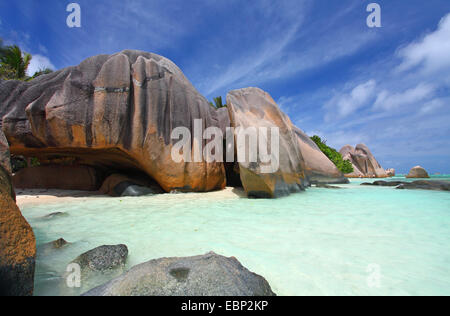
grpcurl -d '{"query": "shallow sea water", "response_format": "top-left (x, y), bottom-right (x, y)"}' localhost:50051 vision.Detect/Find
top-left (19, 176), bottom-right (450, 296)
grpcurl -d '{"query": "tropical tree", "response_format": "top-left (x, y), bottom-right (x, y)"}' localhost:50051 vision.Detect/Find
top-left (0, 44), bottom-right (32, 80)
top-left (30, 68), bottom-right (53, 80)
top-left (209, 96), bottom-right (227, 109)
top-left (310, 135), bottom-right (354, 174)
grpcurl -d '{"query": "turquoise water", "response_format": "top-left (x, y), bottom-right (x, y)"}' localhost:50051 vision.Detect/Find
top-left (19, 176), bottom-right (450, 296)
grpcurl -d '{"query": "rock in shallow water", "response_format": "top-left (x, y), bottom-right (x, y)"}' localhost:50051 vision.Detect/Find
top-left (361, 180), bottom-right (450, 191)
top-left (72, 245), bottom-right (128, 272)
top-left (50, 238), bottom-right (69, 249)
top-left (38, 238), bottom-right (69, 257)
top-left (82, 252), bottom-right (276, 296)
top-left (406, 166), bottom-right (430, 178)
top-left (42, 212), bottom-right (69, 220)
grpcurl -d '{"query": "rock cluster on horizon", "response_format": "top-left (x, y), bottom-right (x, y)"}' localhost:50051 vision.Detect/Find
top-left (0, 50), bottom-right (348, 199)
top-left (339, 144), bottom-right (387, 178)
top-left (386, 168), bottom-right (396, 177)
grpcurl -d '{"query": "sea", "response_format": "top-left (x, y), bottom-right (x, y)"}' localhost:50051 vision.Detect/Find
top-left (19, 175), bottom-right (450, 296)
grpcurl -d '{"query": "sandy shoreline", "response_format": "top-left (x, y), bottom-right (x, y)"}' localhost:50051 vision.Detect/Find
top-left (15, 189), bottom-right (108, 207)
top-left (16, 187), bottom-right (246, 207)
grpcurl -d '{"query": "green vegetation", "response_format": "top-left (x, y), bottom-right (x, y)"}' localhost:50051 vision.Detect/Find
top-left (0, 44), bottom-right (32, 80)
top-left (209, 96), bottom-right (227, 109)
top-left (11, 155), bottom-right (40, 173)
top-left (30, 67), bottom-right (53, 79)
top-left (310, 135), bottom-right (354, 174)
top-left (0, 38), bottom-right (53, 81)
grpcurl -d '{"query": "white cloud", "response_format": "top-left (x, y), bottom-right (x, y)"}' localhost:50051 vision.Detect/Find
top-left (324, 80), bottom-right (376, 120)
top-left (373, 83), bottom-right (435, 111)
top-left (397, 13), bottom-right (450, 76)
top-left (27, 54), bottom-right (55, 76)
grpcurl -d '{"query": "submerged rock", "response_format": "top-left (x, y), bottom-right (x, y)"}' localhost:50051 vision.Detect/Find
top-left (72, 245), bottom-right (128, 272)
top-left (50, 238), bottom-right (69, 249)
top-left (340, 144), bottom-right (387, 178)
top-left (226, 88), bottom-right (307, 198)
top-left (361, 180), bottom-right (449, 191)
top-left (0, 130), bottom-right (36, 296)
top-left (361, 181), bottom-right (404, 187)
top-left (42, 212), bottom-right (69, 219)
top-left (38, 238), bottom-right (69, 257)
top-left (406, 166), bottom-right (430, 178)
top-left (0, 50), bottom-right (226, 193)
top-left (82, 252), bottom-right (276, 296)
top-left (315, 184), bottom-right (342, 189)
top-left (396, 181), bottom-right (449, 191)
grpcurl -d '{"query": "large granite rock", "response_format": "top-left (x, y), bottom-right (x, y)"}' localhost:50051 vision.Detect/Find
top-left (226, 88), bottom-right (307, 198)
top-left (340, 144), bottom-right (387, 178)
top-left (0, 50), bottom-right (225, 193)
top-left (13, 165), bottom-right (102, 191)
top-left (0, 130), bottom-right (36, 296)
top-left (82, 252), bottom-right (276, 296)
top-left (293, 127), bottom-right (348, 184)
top-left (406, 166), bottom-right (430, 178)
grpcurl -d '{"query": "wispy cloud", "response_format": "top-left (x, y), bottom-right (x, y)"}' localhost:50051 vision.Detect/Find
top-left (373, 82), bottom-right (435, 111)
top-left (324, 80), bottom-right (377, 121)
top-left (194, 1), bottom-right (377, 97)
top-left (396, 13), bottom-right (450, 76)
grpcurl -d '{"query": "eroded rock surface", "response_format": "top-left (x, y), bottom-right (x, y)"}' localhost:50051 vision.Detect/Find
top-left (82, 252), bottom-right (276, 296)
top-left (226, 88), bottom-right (307, 198)
top-left (293, 127), bottom-right (348, 184)
top-left (0, 130), bottom-right (36, 296)
top-left (340, 144), bottom-right (387, 178)
top-left (0, 50), bottom-right (226, 193)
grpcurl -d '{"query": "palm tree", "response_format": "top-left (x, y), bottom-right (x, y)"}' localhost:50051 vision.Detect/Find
top-left (0, 45), bottom-right (32, 80)
top-left (209, 96), bottom-right (227, 109)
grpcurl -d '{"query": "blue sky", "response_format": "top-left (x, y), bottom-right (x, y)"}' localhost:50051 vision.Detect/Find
top-left (1, 0), bottom-right (449, 173)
